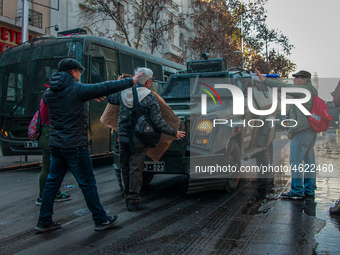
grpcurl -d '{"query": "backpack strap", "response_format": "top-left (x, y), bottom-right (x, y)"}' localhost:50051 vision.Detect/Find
top-left (132, 86), bottom-right (139, 109)
top-left (127, 126), bottom-right (134, 152)
top-left (39, 101), bottom-right (49, 126)
top-left (129, 86), bottom-right (139, 152)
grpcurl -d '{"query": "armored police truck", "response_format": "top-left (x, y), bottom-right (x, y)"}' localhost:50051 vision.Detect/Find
top-left (112, 58), bottom-right (276, 193)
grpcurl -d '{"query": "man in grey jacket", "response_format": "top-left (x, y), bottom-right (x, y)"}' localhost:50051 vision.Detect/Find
top-left (35, 58), bottom-right (143, 232)
top-left (255, 69), bottom-right (317, 200)
top-left (108, 67), bottom-right (185, 211)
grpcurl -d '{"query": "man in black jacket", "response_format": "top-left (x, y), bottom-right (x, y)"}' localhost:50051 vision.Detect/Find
top-left (35, 58), bottom-right (143, 232)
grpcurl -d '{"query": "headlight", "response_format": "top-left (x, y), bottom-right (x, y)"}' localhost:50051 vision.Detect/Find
top-left (193, 119), bottom-right (214, 148)
top-left (197, 120), bottom-right (213, 134)
top-left (0, 129), bottom-right (8, 138)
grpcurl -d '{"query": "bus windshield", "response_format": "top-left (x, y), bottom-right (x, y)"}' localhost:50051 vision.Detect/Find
top-left (0, 39), bottom-right (83, 117)
top-left (160, 73), bottom-right (234, 100)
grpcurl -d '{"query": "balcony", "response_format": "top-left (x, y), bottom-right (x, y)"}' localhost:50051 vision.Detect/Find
top-left (15, 8), bottom-right (43, 29)
top-left (29, 9), bottom-right (42, 29)
top-left (164, 43), bottom-right (182, 62)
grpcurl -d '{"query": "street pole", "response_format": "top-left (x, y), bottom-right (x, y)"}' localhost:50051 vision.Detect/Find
top-left (265, 39), bottom-right (268, 62)
top-left (22, 0), bottom-right (29, 43)
top-left (240, 0), bottom-right (244, 69)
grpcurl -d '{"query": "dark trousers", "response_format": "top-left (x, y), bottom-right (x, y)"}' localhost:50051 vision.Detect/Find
top-left (39, 147), bottom-right (107, 225)
top-left (120, 142), bottom-right (147, 203)
top-left (38, 126), bottom-right (61, 197)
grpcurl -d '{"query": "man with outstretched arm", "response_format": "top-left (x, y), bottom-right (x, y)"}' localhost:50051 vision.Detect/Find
top-left (255, 68), bottom-right (317, 200)
top-left (35, 58), bottom-right (143, 232)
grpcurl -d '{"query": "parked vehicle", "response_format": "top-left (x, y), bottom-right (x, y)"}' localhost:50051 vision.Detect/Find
top-left (112, 58), bottom-right (276, 193)
top-left (0, 28), bottom-right (185, 156)
top-left (326, 101), bottom-right (340, 129)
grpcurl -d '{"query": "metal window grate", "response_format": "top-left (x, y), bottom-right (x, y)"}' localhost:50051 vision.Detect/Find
top-left (0, 0), bottom-right (3, 16)
top-left (29, 9), bottom-right (42, 29)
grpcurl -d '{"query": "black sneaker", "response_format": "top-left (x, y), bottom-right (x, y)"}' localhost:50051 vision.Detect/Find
top-left (55, 192), bottom-right (71, 202)
top-left (94, 215), bottom-right (120, 231)
top-left (35, 221), bottom-right (61, 233)
top-left (330, 199), bottom-right (340, 214)
top-left (281, 191), bottom-right (304, 200)
top-left (304, 193), bottom-right (315, 198)
top-left (127, 202), bottom-right (146, 212)
top-left (35, 197), bottom-right (59, 206)
top-left (36, 197), bottom-right (42, 206)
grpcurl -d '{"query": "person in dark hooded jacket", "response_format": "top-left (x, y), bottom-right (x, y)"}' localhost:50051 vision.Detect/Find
top-left (35, 58), bottom-right (143, 233)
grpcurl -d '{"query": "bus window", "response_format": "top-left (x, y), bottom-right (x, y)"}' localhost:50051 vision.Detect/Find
top-left (133, 56), bottom-right (144, 70)
top-left (6, 71), bottom-right (25, 115)
top-left (90, 44), bottom-right (117, 61)
top-left (31, 60), bottom-right (59, 93)
top-left (91, 57), bottom-right (105, 83)
top-left (106, 60), bottom-right (118, 80)
top-left (7, 73), bottom-right (24, 102)
top-left (38, 40), bottom-right (83, 59)
top-left (90, 45), bottom-right (118, 81)
top-left (119, 53), bottom-right (134, 75)
top-left (119, 52), bottom-right (150, 75)
top-left (146, 61), bottom-right (163, 81)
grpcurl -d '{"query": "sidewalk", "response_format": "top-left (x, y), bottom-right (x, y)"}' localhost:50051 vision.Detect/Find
top-left (0, 147), bottom-right (42, 169)
top-left (241, 132), bottom-right (340, 254)
top-left (0, 132), bottom-right (339, 254)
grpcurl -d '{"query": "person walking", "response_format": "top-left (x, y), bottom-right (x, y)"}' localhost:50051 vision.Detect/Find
top-left (329, 80), bottom-right (340, 214)
top-left (107, 67), bottom-right (185, 211)
top-left (255, 69), bottom-right (318, 200)
top-left (332, 80), bottom-right (340, 107)
top-left (35, 58), bottom-right (143, 232)
top-left (36, 97), bottom-right (71, 206)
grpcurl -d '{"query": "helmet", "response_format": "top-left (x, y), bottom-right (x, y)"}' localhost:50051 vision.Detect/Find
top-left (58, 58), bottom-right (85, 72)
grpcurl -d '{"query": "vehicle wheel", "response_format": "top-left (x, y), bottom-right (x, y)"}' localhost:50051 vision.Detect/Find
top-left (142, 172), bottom-right (154, 188)
top-left (255, 142), bottom-right (273, 167)
top-left (225, 140), bottom-right (241, 192)
top-left (0, 141), bottom-right (12, 156)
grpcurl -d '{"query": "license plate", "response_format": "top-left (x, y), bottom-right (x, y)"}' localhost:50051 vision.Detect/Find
top-left (143, 161), bottom-right (165, 172)
top-left (24, 141), bottom-right (39, 148)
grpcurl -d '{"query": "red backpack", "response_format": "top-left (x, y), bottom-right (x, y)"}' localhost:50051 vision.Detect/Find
top-left (309, 95), bottom-right (332, 133)
top-left (28, 101), bottom-right (48, 141)
top-left (28, 110), bottom-right (42, 141)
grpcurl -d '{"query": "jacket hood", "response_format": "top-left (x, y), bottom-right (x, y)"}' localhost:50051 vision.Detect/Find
top-left (121, 86), bottom-right (151, 108)
top-left (306, 81), bottom-right (318, 96)
top-left (49, 72), bottom-right (76, 92)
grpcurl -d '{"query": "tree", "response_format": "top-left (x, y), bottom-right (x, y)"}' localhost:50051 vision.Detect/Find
top-left (254, 49), bottom-right (296, 78)
top-left (186, 0), bottom-right (241, 61)
top-left (186, 0), bottom-right (296, 75)
top-left (79, 0), bottom-right (175, 53)
top-left (144, 11), bottom-right (175, 54)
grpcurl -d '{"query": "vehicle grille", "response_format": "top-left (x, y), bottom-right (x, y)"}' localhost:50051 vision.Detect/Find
top-left (10, 130), bottom-right (28, 139)
top-left (168, 139), bottom-right (183, 152)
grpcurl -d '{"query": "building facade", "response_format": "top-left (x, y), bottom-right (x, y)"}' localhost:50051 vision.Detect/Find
top-left (0, 0), bottom-right (51, 53)
top-left (0, 0), bottom-right (194, 63)
top-left (48, 0), bottom-right (194, 63)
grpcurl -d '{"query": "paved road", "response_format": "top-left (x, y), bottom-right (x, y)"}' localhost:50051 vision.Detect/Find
top-left (0, 130), bottom-right (340, 254)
